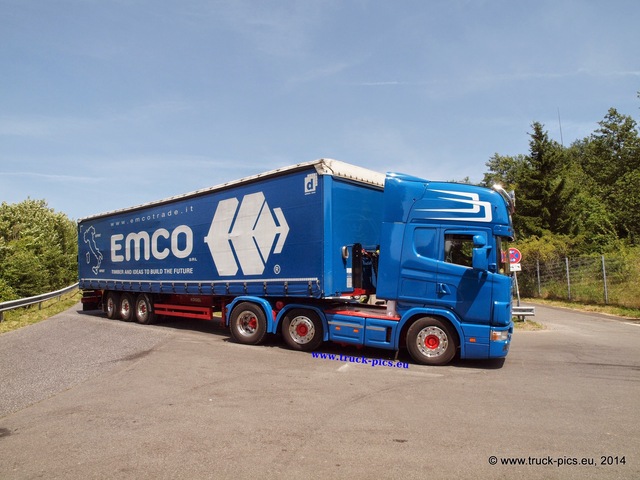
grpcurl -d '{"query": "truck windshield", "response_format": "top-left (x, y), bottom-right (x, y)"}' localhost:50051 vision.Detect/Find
top-left (496, 237), bottom-right (510, 275)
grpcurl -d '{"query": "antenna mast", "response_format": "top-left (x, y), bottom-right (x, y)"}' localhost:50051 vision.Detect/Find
top-left (557, 107), bottom-right (564, 147)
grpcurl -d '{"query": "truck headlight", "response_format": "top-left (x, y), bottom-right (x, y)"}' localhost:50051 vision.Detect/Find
top-left (490, 329), bottom-right (510, 342)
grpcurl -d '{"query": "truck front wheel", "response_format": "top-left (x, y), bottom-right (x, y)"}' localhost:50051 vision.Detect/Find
top-left (229, 302), bottom-right (267, 345)
top-left (282, 309), bottom-right (323, 351)
top-left (406, 317), bottom-right (457, 366)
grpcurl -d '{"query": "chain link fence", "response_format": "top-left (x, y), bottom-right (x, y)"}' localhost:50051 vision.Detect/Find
top-left (515, 256), bottom-right (640, 309)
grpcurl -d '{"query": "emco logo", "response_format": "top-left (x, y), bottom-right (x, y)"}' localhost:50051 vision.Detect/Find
top-left (204, 192), bottom-right (290, 276)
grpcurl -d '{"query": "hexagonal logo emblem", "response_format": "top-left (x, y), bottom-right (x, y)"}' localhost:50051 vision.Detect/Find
top-left (204, 192), bottom-right (289, 276)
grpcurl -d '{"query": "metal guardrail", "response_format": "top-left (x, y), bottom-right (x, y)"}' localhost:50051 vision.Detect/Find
top-left (0, 282), bottom-right (79, 322)
top-left (512, 305), bottom-right (536, 320)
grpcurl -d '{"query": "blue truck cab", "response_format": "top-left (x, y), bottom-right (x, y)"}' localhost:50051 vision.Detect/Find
top-left (78, 159), bottom-right (515, 366)
top-left (311, 169), bottom-right (515, 365)
top-left (373, 172), bottom-right (515, 364)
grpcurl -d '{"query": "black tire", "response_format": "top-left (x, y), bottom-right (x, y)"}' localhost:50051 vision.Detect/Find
top-left (406, 317), bottom-right (457, 366)
top-left (119, 293), bottom-right (135, 322)
top-left (281, 309), bottom-right (323, 351)
top-left (105, 292), bottom-right (120, 319)
top-left (135, 294), bottom-right (156, 325)
top-left (229, 302), bottom-right (267, 345)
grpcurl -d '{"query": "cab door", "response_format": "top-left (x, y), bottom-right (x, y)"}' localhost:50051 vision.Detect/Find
top-left (436, 229), bottom-right (494, 325)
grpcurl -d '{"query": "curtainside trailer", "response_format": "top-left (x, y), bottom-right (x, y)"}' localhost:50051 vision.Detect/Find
top-left (79, 159), bottom-right (515, 365)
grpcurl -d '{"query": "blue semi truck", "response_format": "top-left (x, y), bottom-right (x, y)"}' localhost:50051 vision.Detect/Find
top-left (78, 159), bottom-right (515, 365)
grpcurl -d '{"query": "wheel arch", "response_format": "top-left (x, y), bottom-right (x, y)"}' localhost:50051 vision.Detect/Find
top-left (275, 304), bottom-right (329, 342)
top-left (225, 296), bottom-right (277, 332)
top-left (395, 308), bottom-right (464, 357)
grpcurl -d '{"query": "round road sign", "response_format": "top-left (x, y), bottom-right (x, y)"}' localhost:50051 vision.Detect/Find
top-left (509, 248), bottom-right (522, 264)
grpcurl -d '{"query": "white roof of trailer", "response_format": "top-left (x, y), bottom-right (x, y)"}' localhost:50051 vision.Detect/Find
top-left (79, 158), bottom-right (386, 222)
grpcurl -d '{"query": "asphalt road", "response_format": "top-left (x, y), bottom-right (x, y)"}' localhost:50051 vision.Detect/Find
top-left (0, 304), bottom-right (638, 480)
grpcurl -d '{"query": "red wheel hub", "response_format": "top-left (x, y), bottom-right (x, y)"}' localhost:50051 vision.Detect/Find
top-left (424, 334), bottom-right (440, 350)
top-left (296, 324), bottom-right (309, 337)
top-left (248, 317), bottom-right (257, 330)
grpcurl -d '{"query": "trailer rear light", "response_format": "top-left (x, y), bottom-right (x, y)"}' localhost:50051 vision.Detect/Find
top-left (490, 330), bottom-right (510, 342)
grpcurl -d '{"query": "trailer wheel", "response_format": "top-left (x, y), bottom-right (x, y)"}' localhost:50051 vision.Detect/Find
top-left (119, 293), bottom-right (135, 322)
top-left (406, 317), bottom-right (457, 366)
top-left (229, 302), bottom-right (267, 345)
top-left (105, 292), bottom-right (120, 320)
top-left (282, 309), bottom-right (323, 351)
top-left (135, 294), bottom-right (156, 325)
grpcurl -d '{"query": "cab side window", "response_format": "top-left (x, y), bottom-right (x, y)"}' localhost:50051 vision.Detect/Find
top-left (444, 234), bottom-right (473, 267)
top-left (413, 227), bottom-right (438, 258)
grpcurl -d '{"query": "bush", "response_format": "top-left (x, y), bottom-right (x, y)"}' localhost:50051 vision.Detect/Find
top-left (0, 199), bottom-right (77, 298)
top-left (0, 278), bottom-right (17, 303)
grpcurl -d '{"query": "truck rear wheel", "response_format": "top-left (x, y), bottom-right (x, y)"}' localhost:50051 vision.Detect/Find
top-left (406, 317), bottom-right (457, 366)
top-left (282, 309), bottom-right (323, 351)
top-left (229, 302), bottom-right (267, 345)
top-left (119, 293), bottom-right (135, 322)
top-left (105, 292), bottom-right (120, 319)
top-left (135, 294), bottom-right (156, 325)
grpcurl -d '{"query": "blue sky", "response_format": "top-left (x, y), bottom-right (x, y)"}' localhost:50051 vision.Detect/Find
top-left (1, 0), bottom-right (639, 220)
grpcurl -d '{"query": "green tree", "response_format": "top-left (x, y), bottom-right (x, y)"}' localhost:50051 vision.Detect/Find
top-left (578, 109), bottom-right (640, 241)
top-left (509, 123), bottom-right (572, 237)
top-left (613, 169), bottom-right (640, 242)
top-left (482, 153), bottom-right (526, 190)
top-left (0, 199), bottom-right (77, 299)
top-left (0, 278), bottom-right (17, 302)
top-left (484, 101), bottom-right (639, 260)
top-left (562, 139), bottom-right (619, 251)
top-left (582, 108), bottom-right (640, 188)
top-left (2, 247), bottom-right (50, 298)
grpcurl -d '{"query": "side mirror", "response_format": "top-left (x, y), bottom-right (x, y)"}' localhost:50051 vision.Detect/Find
top-left (473, 234), bottom-right (486, 248)
top-left (472, 247), bottom-right (489, 271)
top-left (472, 235), bottom-right (491, 271)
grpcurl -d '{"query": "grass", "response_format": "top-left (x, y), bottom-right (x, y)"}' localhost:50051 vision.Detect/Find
top-left (511, 297), bottom-right (640, 332)
top-left (0, 289), bottom-right (82, 335)
top-left (513, 318), bottom-right (545, 330)
top-left (520, 297), bottom-right (640, 320)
